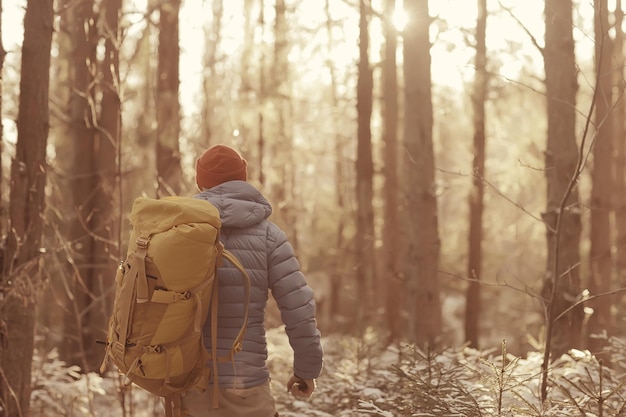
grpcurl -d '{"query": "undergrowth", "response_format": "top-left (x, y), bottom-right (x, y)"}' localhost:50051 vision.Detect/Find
top-left (28, 330), bottom-right (626, 416)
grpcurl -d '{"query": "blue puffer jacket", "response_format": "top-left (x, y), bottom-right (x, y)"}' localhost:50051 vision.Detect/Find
top-left (195, 181), bottom-right (323, 388)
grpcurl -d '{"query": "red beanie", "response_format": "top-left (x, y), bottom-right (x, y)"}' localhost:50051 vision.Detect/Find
top-left (195, 144), bottom-right (248, 190)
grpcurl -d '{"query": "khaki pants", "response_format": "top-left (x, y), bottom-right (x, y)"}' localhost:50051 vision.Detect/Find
top-left (182, 380), bottom-right (278, 417)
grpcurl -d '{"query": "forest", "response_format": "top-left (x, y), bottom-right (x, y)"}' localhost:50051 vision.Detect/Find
top-left (1, 0), bottom-right (626, 416)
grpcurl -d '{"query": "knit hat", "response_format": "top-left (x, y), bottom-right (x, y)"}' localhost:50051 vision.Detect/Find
top-left (195, 144), bottom-right (248, 190)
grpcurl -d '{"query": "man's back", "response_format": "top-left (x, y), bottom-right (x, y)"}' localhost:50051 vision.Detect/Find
top-left (195, 180), bottom-right (322, 388)
top-left (184, 144), bottom-right (323, 416)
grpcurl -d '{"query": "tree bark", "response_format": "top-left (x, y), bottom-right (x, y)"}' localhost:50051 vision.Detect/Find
top-left (0, 1), bottom-right (54, 414)
top-left (243, 0), bottom-right (262, 185)
top-left (402, 0), bottom-right (442, 346)
top-left (323, 0), bottom-right (349, 331)
top-left (201, 0), bottom-right (224, 150)
top-left (587, 0), bottom-right (613, 356)
top-left (355, 0), bottom-right (376, 325)
top-left (55, 0), bottom-right (99, 371)
top-left (91, 0), bottom-right (122, 370)
top-left (270, 0), bottom-right (298, 249)
top-left (156, 0), bottom-right (183, 197)
top-left (614, 0), bottom-right (626, 291)
top-left (541, 0), bottom-right (583, 361)
top-left (465, 0), bottom-right (487, 350)
top-left (382, 0), bottom-right (402, 343)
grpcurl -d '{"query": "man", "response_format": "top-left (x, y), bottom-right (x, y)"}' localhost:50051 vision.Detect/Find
top-left (182, 144), bottom-right (323, 417)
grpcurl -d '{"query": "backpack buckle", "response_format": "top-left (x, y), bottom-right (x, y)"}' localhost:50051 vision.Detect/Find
top-left (136, 237), bottom-right (150, 248)
top-left (112, 341), bottom-right (126, 356)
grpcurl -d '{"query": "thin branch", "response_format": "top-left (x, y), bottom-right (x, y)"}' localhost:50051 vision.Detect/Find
top-left (498, 1), bottom-right (544, 56)
top-left (554, 288), bottom-right (626, 322)
top-left (0, 364), bottom-right (22, 417)
top-left (437, 167), bottom-right (547, 227)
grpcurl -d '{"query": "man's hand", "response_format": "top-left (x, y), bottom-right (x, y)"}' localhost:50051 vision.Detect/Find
top-left (287, 374), bottom-right (316, 398)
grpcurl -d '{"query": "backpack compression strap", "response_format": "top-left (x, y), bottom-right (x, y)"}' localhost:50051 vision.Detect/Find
top-left (108, 236), bottom-right (151, 359)
top-left (133, 236), bottom-right (151, 303)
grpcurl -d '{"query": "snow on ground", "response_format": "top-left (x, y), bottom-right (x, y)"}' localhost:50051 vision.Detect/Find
top-left (28, 328), bottom-right (626, 416)
top-left (29, 326), bottom-right (399, 416)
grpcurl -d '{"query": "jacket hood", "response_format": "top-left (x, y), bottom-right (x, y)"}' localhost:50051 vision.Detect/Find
top-left (194, 180), bottom-right (272, 229)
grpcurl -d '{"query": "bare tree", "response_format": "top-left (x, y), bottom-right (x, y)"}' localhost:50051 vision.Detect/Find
top-left (402, 0), bottom-right (442, 345)
top-left (91, 0), bottom-right (122, 368)
top-left (587, 0), bottom-right (614, 356)
top-left (156, 0), bottom-right (183, 197)
top-left (0, 1), bottom-right (54, 414)
top-left (382, 0), bottom-right (402, 343)
top-left (465, 0), bottom-right (488, 349)
top-left (243, 0), bottom-right (262, 184)
top-left (355, 0), bottom-right (375, 324)
top-left (540, 0), bottom-right (583, 399)
top-left (270, 0), bottom-right (298, 247)
top-left (323, 0), bottom-right (351, 332)
top-left (45, 0), bottom-right (121, 372)
top-left (55, 0), bottom-right (100, 371)
top-left (614, 0), bottom-right (626, 289)
top-left (200, 0), bottom-right (224, 150)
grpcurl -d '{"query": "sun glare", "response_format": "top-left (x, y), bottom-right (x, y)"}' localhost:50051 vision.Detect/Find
top-left (2, 1), bottom-right (25, 48)
top-left (392, 8), bottom-right (408, 32)
top-left (430, 0), bottom-right (477, 27)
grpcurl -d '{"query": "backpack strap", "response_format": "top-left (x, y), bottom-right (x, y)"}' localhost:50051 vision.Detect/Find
top-left (207, 243), bottom-right (251, 408)
top-left (133, 237), bottom-right (151, 303)
top-left (221, 249), bottom-right (250, 358)
top-left (150, 278), bottom-right (212, 333)
top-left (164, 393), bottom-right (183, 417)
top-left (210, 270), bottom-right (220, 409)
top-left (108, 237), bottom-right (151, 359)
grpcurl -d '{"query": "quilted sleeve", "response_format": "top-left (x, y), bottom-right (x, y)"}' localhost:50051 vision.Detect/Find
top-left (267, 224), bottom-right (323, 380)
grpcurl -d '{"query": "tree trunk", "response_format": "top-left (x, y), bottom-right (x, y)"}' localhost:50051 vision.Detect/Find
top-left (323, 0), bottom-right (349, 331)
top-left (382, 0), bottom-right (402, 343)
top-left (402, 0), bottom-right (442, 346)
top-left (55, 0), bottom-right (99, 371)
top-left (465, 0), bottom-right (487, 350)
top-left (156, 0), bottom-right (183, 197)
top-left (0, 1), bottom-right (54, 414)
top-left (587, 0), bottom-right (613, 356)
top-left (270, 0), bottom-right (298, 249)
top-left (355, 0), bottom-right (375, 325)
top-left (245, 0), bottom-right (262, 185)
top-left (614, 0), bottom-right (626, 291)
top-left (541, 0), bottom-right (583, 361)
top-left (201, 0), bottom-right (224, 150)
top-left (90, 0), bottom-right (122, 370)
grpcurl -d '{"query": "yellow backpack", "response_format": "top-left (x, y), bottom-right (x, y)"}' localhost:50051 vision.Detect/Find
top-left (100, 196), bottom-right (250, 417)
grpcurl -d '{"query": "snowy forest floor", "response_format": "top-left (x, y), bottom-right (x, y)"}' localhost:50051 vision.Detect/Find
top-left (29, 327), bottom-right (626, 417)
